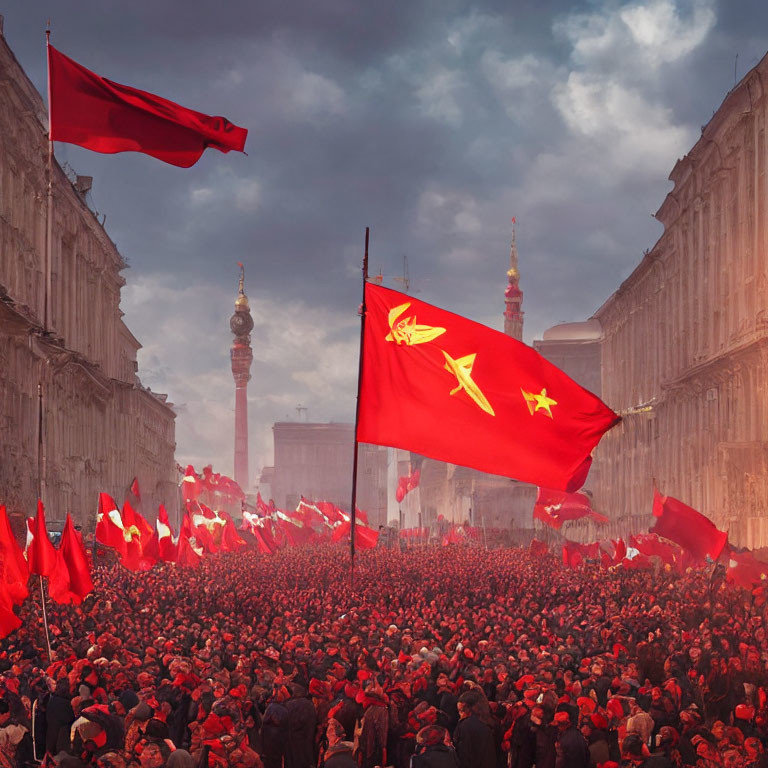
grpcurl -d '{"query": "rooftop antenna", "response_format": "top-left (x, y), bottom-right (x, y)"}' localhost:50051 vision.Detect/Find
top-left (393, 254), bottom-right (411, 294)
top-left (296, 404), bottom-right (307, 422)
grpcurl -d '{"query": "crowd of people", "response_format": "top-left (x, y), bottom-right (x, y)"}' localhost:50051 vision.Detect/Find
top-left (0, 543), bottom-right (766, 768)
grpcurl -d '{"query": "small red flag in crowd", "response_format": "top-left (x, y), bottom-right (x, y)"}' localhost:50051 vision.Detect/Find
top-left (47, 44), bottom-right (248, 167)
top-left (395, 469), bottom-right (421, 503)
top-left (96, 493), bottom-right (128, 557)
top-left (650, 489), bottom-right (727, 562)
top-left (156, 505), bottom-right (178, 563)
top-left (727, 549), bottom-right (768, 592)
top-left (331, 521), bottom-right (379, 550)
top-left (0, 506), bottom-right (29, 606)
top-left (357, 284), bottom-right (619, 491)
top-left (49, 514), bottom-right (94, 605)
top-left (533, 487), bottom-right (609, 530)
top-left (27, 500), bottom-right (57, 577)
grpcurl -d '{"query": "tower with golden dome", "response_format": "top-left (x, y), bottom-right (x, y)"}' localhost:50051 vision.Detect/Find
top-left (503, 221), bottom-right (524, 340)
top-left (230, 263), bottom-right (254, 491)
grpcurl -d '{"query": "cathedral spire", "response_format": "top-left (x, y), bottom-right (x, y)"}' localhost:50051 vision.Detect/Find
top-left (503, 218), bottom-right (524, 341)
top-left (230, 262), bottom-right (254, 491)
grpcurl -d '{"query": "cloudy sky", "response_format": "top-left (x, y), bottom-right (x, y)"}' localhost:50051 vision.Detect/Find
top-left (3, 0), bottom-right (767, 486)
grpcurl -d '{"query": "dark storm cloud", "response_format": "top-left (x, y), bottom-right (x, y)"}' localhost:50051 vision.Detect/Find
top-left (2, 0), bottom-right (767, 480)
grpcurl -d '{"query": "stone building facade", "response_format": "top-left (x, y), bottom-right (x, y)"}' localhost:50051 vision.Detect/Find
top-left (591, 53), bottom-right (768, 548)
top-left (0, 26), bottom-right (177, 529)
top-left (269, 422), bottom-right (388, 528)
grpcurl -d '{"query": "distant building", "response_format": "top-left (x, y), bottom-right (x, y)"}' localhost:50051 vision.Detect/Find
top-left (0, 24), bottom-right (176, 527)
top-left (270, 422), bottom-right (388, 527)
top-left (533, 320), bottom-right (602, 397)
top-left (590, 52), bottom-right (768, 548)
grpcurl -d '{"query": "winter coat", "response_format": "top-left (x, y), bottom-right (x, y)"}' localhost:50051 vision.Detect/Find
top-left (284, 696), bottom-right (317, 768)
top-left (555, 725), bottom-right (589, 768)
top-left (453, 714), bottom-right (496, 768)
top-left (412, 743), bottom-right (461, 768)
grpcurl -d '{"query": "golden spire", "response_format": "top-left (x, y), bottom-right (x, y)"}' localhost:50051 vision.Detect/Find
top-left (235, 261), bottom-right (250, 311)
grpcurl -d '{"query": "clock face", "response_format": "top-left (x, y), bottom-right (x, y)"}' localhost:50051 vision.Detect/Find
top-left (230, 312), bottom-right (254, 336)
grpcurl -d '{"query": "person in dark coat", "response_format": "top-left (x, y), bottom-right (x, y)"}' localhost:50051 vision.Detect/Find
top-left (452, 693), bottom-right (495, 768)
top-left (530, 706), bottom-right (557, 768)
top-left (507, 703), bottom-right (536, 768)
top-left (284, 684), bottom-right (317, 768)
top-left (324, 741), bottom-right (357, 768)
top-left (260, 686), bottom-right (290, 768)
top-left (435, 674), bottom-right (459, 735)
top-left (553, 710), bottom-right (589, 768)
top-left (412, 725), bottom-right (459, 768)
top-left (45, 679), bottom-right (75, 756)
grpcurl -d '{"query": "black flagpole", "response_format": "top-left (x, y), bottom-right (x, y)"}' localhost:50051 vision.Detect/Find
top-left (349, 227), bottom-right (369, 590)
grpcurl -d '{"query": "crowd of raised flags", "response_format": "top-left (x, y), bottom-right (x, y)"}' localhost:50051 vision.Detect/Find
top-left (0, 474), bottom-right (766, 646)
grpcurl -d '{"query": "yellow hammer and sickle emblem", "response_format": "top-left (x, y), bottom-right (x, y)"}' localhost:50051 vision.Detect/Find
top-left (385, 303), bottom-right (446, 345)
top-left (521, 387), bottom-right (557, 418)
top-left (443, 351), bottom-right (495, 416)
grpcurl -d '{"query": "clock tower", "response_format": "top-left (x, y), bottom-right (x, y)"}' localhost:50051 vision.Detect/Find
top-left (230, 263), bottom-right (254, 491)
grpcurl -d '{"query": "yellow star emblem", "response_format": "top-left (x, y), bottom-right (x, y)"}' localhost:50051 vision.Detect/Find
top-left (443, 351), bottom-right (495, 416)
top-left (385, 302), bottom-right (446, 346)
top-left (521, 387), bottom-right (557, 418)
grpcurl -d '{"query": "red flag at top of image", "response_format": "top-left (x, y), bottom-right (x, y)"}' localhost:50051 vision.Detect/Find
top-left (357, 283), bottom-right (620, 491)
top-left (650, 489), bottom-right (727, 562)
top-left (48, 44), bottom-right (247, 168)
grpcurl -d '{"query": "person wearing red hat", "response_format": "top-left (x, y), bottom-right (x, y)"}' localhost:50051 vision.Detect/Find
top-left (553, 709), bottom-right (588, 768)
top-left (260, 686), bottom-right (289, 768)
top-left (411, 725), bottom-right (458, 768)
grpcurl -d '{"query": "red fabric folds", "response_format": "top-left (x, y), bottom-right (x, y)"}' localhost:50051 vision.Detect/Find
top-left (358, 284), bottom-right (619, 491)
top-left (27, 500), bottom-right (57, 577)
top-left (48, 44), bottom-right (247, 168)
top-left (533, 487), bottom-right (609, 530)
top-left (0, 506), bottom-right (29, 605)
top-left (49, 514), bottom-right (93, 605)
top-left (727, 550), bottom-right (768, 591)
top-left (650, 489), bottom-right (727, 562)
top-left (332, 521), bottom-right (379, 549)
top-left (96, 493), bottom-right (128, 557)
top-left (395, 469), bottom-right (421, 503)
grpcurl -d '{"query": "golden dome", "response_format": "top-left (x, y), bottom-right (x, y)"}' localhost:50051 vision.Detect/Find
top-left (507, 267), bottom-right (519, 279)
top-left (235, 292), bottom-right (250, 311)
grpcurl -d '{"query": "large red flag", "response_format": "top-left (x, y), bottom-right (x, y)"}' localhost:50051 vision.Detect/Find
top-left (48, 45), bottom-right (247, 168)
top-left (0, 506), bottom-right (29, 605)
top-left (139, 530), bottom-right (160, 571)
top-left (629, 533), bottom-right (681, 566)
top-left (96, 493), bottom-right (128, 557)
top-left (176, 532), bottom-right (203, 568)
top-left (119, 501), bottom-right (145, 571)
top-left (533, 487), bottom-right (609, 530)
top-left (156, 505), bottom-right (178, 562)
top-left (49, 514), bottom-right (93, 605)
top-left (131, 507), bottom-right (154, 543)
top-left (650, 489), bottom-right (727, 562)
top-left (331, 520), bottom-right (379, 550)
top-left (727, 550), bottom-right (768, 592)
top-left (357, 284), bottom-right (620, 491)
top-left (0, 595), bottom-right (21, 639)
top-left (27, 501), bottom-right (58, 577)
